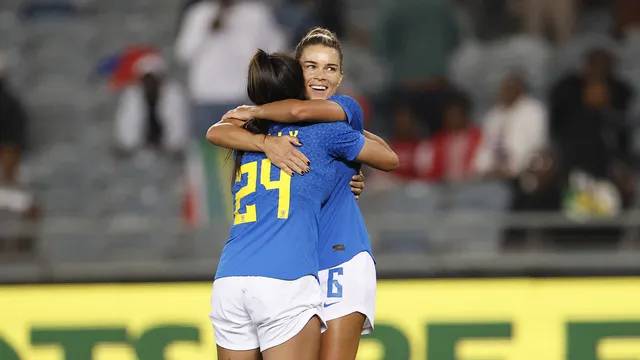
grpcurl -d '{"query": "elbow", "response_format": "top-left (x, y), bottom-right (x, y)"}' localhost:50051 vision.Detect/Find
top-left (384, 152), bottom-right (400, 172)
top-left (205, 124), bottom-right (221, 145)
top-left (373, 152), bottom-right (400, 172)
top-left (289, 102), bottom-right (311, 121)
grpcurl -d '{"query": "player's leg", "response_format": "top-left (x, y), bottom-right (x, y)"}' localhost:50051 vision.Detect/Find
top-left (261, 315), bottom-right (322, 360)
top-left (217, 346), bottom-right (262, 360)
top-left (320, 312), bottom-right (366, 360)
top-left (318, 252), bottom-right (377, 360)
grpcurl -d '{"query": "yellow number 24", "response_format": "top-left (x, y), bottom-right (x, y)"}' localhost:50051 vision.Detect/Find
top-left (234, 159), bottom-right (291, 225)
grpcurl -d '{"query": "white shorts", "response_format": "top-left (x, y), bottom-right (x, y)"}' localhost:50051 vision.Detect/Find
top-left (210, 275), bottom-right (326, 352)
top-left (318, 251), bottom-right (376, 335)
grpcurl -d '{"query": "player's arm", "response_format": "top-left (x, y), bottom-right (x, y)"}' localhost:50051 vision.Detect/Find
top-left (206, 117), bottom-right (310, 176)
top-left (355, 134), bottom-right (399, 172)
top-left (332, 124), bottom-right (398, 172)
top-left (363, 130), bottom-right (394, 152)
top-left (223, 100), bottom-right (346, 124)
top-left (346, 130), bottom-right (394, 197)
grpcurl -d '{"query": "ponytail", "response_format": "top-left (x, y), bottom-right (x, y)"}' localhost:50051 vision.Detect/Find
top-left (232, 49), bottom-right (305, 179)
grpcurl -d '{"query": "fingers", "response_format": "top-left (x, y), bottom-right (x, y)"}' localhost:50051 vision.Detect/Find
top-left (350, 170), bottom-right (365, 198)
top-left (222, 117), bottom-right (246, 127)
top-left (350, 178), bottom-right (365, 190)
top-left (284, 137), bottom-right (309, 174)
top-left (277, 162), bottom-right (295, 177)
top-left (271, 156), bottom-right (307, 176)
top-left (265, 136), bottom-right (310, 175)
top-left (292, 148), bottom-right (310, 167)
top-left (222, 111), bottom-right (243, 123)
top-left (286, 158), bottom-right (307, 175)
top-left (286, 136), bottom-right (303, 147)
top-left (290, 155), bottom-right (310, 174)
top-left (224, 106), bottom-right (254, 121)
top-left (352, 170), bottom-right (365, 181)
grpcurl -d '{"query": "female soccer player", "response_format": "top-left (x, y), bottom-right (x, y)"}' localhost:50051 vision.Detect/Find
top-left (209, 28), bottom-right (388, 360)
top-left (208, 49), bottom-right (398, 360)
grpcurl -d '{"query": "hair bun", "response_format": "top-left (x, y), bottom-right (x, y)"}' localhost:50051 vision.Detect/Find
top-left (254, 49), bottom-right (270, 63)
top-left (306, 27), bottom-right (335, 39)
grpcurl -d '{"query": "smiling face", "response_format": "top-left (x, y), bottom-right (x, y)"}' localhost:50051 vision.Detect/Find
top-left (299, 44), bottom-right (343, 100)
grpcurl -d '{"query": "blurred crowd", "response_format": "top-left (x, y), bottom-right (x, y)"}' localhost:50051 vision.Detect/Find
top-left (372, 0), bottom-right (639, 220)
top-left (2, 0), bottom-right (640, 255)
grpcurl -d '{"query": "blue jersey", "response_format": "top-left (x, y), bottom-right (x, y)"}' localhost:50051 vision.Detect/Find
top-left (318, 95), bottom-right (373, 270)
top-left (215, 120), bottom-right (365, 280)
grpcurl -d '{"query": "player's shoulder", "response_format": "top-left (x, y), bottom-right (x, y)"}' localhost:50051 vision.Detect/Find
top-left (329, 94), bottom-right (361, 109)
top-left (329, 94), bottom-right (364, 130)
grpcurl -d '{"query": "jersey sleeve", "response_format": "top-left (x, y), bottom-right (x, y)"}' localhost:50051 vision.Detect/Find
top-left (326, 122), bottom-right (366, 161)
top-left (328, 95), bottom-right (364, 132)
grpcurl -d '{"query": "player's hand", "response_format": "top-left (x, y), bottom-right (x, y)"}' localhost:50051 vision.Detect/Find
top-left (262, 135), bottom-right (310, 176)
top-left (222, 105), bottom-right (256, 123)
top-left (350, 171), bottom-right (365, 199)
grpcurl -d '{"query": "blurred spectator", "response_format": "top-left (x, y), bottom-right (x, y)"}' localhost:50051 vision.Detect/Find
top-left (0, 58), bottom-right (27, 183)
top-left (550, 48), bottom-right (633, 175)
top-left (175, 0), bottom-right (285, 138)
top-left (550, 48), bottom-right (635, 208)
top-left (613, 0), bottom-right (640, 38)
top-left (390, 93), bottom-right (483, 184)
top-left (474, 73), bottom-right (548, 180)
top-left (0, 55), bottom-right (39, 254)
top-left (501, 147), bottom-right (564, 250)
top-left (375, 0), bottom-right (459, 133)
top-left (450, 34), bottom-right (552, 116)
top-left (114, 54), bottom-right (189, 155)
top-left (419, 93), bottom-right (482, 182)
top-left (389, 103), bottom-right (423, 180)
top-left (176, 0), bottom-right (206, 36)
top-left (512, 148), bottom-right (563, 211)
top-left (518, 0), bottom-right (577, 45)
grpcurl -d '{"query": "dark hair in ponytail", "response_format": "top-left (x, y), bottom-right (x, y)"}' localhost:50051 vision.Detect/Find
top-left (295, 27), bottom-right (343, 72)
top-left (232, 49), bottom-right (306, 178)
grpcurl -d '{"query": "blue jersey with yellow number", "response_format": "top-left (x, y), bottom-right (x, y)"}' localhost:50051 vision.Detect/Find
top-left (215, 120), bottom-right (365, 280)
top-left (319, 95), bottom-right (373, 270)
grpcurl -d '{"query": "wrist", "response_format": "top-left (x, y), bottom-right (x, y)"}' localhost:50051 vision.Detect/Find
top-left (254, 133), bottom-right (267, 151)
top-left (252, 105), bottom-right (263, 119)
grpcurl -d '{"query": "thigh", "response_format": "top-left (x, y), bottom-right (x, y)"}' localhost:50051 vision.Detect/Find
top-left (261, 315), bottom-right (321, 360)
top-left (217, 346), bottom-right (262, 360)
top-left (320, 313), bottom-right (366, 360)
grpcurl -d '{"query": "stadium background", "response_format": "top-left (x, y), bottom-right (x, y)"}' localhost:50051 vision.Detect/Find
top-left (1, 0), bottom-right (640, 359)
